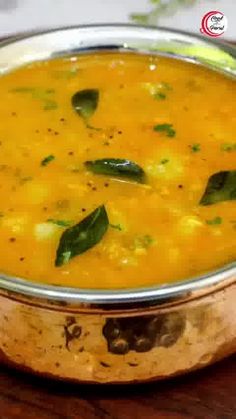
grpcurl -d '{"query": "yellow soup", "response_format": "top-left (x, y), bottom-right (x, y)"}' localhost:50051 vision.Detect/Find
top-left (0, 53), bottom-right (235, 289)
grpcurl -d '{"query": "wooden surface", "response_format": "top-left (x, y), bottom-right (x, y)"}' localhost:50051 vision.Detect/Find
top-left (0, 355), bottom-right (235, 418)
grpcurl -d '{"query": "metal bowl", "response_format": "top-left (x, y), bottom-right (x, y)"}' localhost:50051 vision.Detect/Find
top-left (0, 25), bottom-right (235, 383)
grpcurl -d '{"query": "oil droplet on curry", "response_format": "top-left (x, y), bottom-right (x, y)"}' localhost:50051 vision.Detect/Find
top-left (0, 53), bottom-right (235, 289)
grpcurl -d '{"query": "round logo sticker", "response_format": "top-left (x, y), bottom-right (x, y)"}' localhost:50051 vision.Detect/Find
top-left (200, 11), bottom-right (227, 37)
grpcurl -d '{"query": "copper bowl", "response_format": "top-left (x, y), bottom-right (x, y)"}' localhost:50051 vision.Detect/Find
top-left (0, 25), bottom-right (235, 383)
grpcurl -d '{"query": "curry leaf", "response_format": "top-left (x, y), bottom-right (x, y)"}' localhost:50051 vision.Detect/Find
top-left (55, 205), bottom-right (109, 266)
top-left (200, 171), bottom-right (236, 205)
top-left (84, 158), bottom-right (145, 183)
top-left (71, 89), bottom-right (99, 122)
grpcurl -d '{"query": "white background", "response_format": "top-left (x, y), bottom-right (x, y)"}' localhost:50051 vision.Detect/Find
top-left (0, 0), bottom-right (235, 39)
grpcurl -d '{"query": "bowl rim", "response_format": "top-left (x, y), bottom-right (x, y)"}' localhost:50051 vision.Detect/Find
top-left (0, 23), bottom-right (235, 306)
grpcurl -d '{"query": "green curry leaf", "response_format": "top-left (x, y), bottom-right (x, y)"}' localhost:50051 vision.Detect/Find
top-left (84, 158), bottom-right (145, 183)
top-left (71, 89), bottom-right (99, 122)
top-left (200, 171), bottom-right (236, 206)
top-left (55, 205), bottom-right (109, 266)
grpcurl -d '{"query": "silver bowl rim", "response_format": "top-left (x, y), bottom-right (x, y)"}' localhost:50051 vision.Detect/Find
top-left (0, 23), bottom-right (235, 305)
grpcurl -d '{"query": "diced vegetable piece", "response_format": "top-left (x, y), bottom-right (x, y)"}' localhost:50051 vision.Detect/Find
top-left (34, 223), bottom-right (59, 240)
top-left (178, 215), bottom-right (203, 235)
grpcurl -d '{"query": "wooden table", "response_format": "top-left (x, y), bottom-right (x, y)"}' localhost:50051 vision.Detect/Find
top-left (0, 355), bottom-right (235, 418)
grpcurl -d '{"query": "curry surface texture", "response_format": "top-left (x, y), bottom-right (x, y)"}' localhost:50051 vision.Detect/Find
top-left (0, 53), bottom-right (235, 289)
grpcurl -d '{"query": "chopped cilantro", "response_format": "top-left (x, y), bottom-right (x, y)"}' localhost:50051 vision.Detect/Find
top-left (133, 234), bottom-right (154, 249)
top-left (153, 92), bottom-right (166, 100)
top-left (32, 89), bottom-right (55, 100)
top-left (19, 176), bottom-right (33, 185)
top-left (221, 143), bottom-right (236, 152)
top-left (153, 123), bottom-right (176, 138)
top-left (143, 82), bottom-right (171, 100)
top-left (11, 87), bottom-right (35, 93)
top-left (44, 100), bottom-right (58, 110)
top-left (160, 158), bottom-right (169, 164)
top-left (206, 216), bottom-right (222, 226)
top-left (11, 87), bottom-right (58, 111)
top-left (47, 219), bottom-right (72, 227)
top-left (110, 223), bottom-right (123, 231)
top-left (160, 82), bottom-right (172, 91)
top-left (41, 155), bottom-right (55, 166)
top-left (190, 143), bottom-right (201, 153)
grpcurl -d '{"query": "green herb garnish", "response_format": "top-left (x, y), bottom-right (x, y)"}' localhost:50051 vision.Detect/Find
top-left (154, 92), bottom-right (166, 100)
top-left (200, 171), bottom-right (236, 206)
top-left (41, 155), bottom-right (55, 166)
top-left (190, 143), bottom-right (201, 153)
top-left (110, 223), bottom-right (123, 231)
top-left (133, 234), bottom-right (154, 250)
top-left (71, 89), bottom-right (99, 127)
top-left (143, 82), bottom-right (171, 100)
top-left (47, 219), bottom-right (72, 227)
top-left (19, 176), bottom-right (33, 185)
top-left (221, 143), bottom-right (236, 152)
top-left (32, 88), bottom-right (55, 99)
top-left (206, 216), bottom-right (222, 226)
top-left (153, 123), bottom-right (176, 138)
top-left (11, 87), bottom-right (58, 111)
top-left (55, 205), bottom-right (109, 266)
top-left (85, 158), bottom-right (145, 183)
top-left (44, 100), bottom-right (58, 110)
top-left (160, 158), bottom-right (169, 164)
top-left (11, 87), bottom-right (35, 93)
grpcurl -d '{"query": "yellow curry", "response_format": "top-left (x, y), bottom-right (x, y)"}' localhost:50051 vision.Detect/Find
top-left (0, 53), bottom-right (235, 289)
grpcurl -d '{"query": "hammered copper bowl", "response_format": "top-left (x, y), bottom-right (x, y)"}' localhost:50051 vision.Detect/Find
top-left (0, 25), bottom-right (235, 383)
